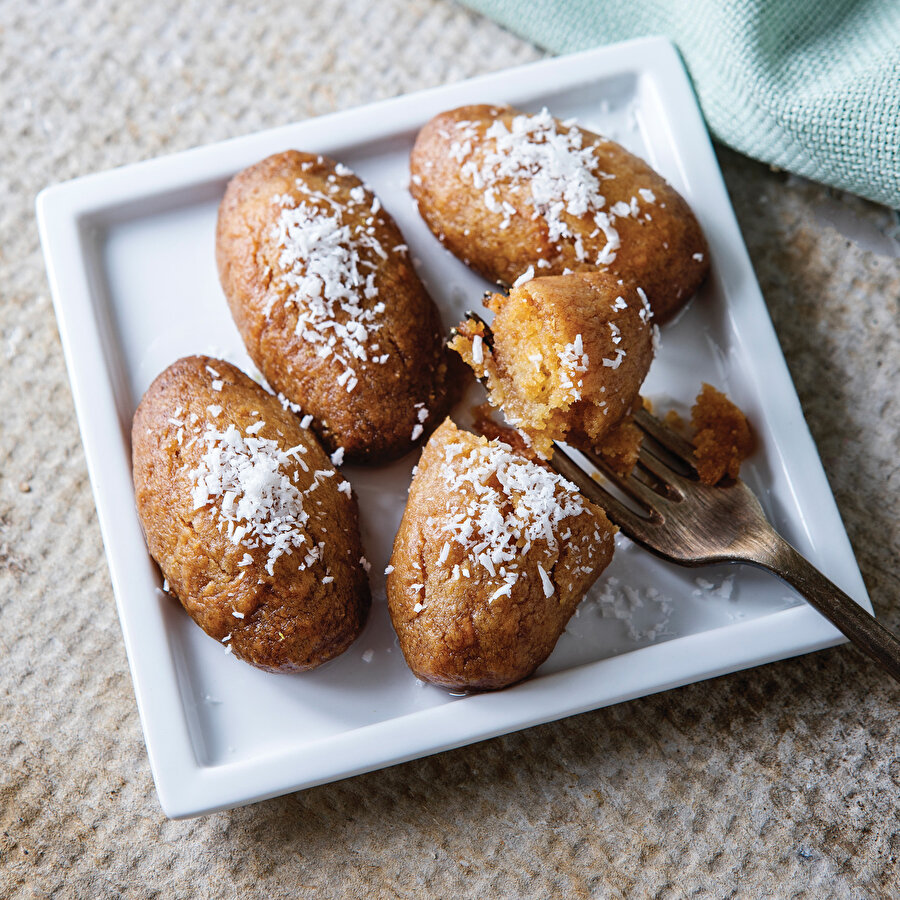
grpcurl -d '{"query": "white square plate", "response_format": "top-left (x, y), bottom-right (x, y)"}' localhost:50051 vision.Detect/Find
top-left (37, 37), bottom-right (870, 818)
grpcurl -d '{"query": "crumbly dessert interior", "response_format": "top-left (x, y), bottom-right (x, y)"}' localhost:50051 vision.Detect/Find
top-left (452, 304), bottom-right (582, 453)
top-left (690, 383), bottom-right (754, 484)
top-left (449, 274), bottom-right (653, 458)
top-left (593, 415), bottom-right (644, 475)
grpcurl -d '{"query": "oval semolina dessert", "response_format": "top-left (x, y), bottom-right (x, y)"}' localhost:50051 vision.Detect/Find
top-left (386, 419), bottom-right (615, 691)
top-left (410, 104), bottom-right (709, 323)
top-left (132, 356), bottom-right (371, 672)
top-left (216, 150), bottom-right (456, 464)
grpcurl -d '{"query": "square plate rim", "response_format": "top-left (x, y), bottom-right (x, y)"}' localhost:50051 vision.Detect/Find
top-left (36, 35), bottom-right (869, 818)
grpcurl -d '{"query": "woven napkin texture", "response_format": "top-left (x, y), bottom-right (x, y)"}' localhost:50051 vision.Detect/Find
top-left (2, 0), bottom-right (900, 897)
top-left (461, 0), bottom-right (900, 209)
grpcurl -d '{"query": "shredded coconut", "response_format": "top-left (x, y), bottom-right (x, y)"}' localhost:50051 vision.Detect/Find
top-left (635, 285), bottom-right (661, 353)
top-left (591, 577), bottom-right (674, 642)
top-left (438, 439), bottom-right (589, 601)
top-left (471, 334), bottom-right (484, 365)
top-left (278, 393), bottom-right (304, 415)
top-left (188, 423), bottom-right (314, 576)
top-left (269, 181), bottom-right (395, 389)
top-left (512, 265), bottom-right (535, 288)
top-left (601, 348), bottom-right (626, 369)
top-left (451, 110), bottom-right (659, 265)
top-left (453, 109), bottom-right (643, 266)
top-left (693, 574), bottom-right (735, 601)
top-left (537, 564), bottom-right (554, 598)
top-left (558, 332), bottom-right (589, 400)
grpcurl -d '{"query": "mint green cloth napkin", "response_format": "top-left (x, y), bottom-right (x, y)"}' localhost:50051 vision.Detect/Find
top-left (461, 0), bottom-right (900, 209)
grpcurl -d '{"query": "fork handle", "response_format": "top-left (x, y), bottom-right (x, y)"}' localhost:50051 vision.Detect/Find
top-left (760, 536), bottom-right (900, 683)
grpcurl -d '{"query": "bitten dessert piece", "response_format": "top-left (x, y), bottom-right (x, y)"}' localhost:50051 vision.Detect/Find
top-left (690, 383), bottom-right (754, 484)
top-left (216, 151), bottom-right (455, 464)
top-left (132, 356), bottom-right (370, 672)
top-left (449, 272), bottom-right (654, 458)
top-left (386, 419), bottom-right (615, 691)
top-left (410, 104), bottom-right (709, 323)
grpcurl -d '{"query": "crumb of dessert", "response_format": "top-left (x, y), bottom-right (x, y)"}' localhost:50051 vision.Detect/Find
top-left (690, 383), bottom-right (754, 484)
top-left (663, 408), bottom-right (685, 432)
top-left (595, 414), bottom-right (644, 476)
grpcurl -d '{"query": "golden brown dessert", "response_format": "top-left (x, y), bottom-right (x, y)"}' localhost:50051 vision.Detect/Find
top-left (386, 419), bottom-right (615, 691)
top-left (473, 400), bottom-right (643, 476)
top-left (690, 383), bottom-right (755, 484)
top-left (410, 104), bottom-right (709, 323)
top-left (449, 272), bottom-right (654, 458)
top-left (595, 415), bottom-right (645, 476)
top-left (216, 150), bottom-right (455, 464)
top-left (132, 356), bottom-right (370, 672)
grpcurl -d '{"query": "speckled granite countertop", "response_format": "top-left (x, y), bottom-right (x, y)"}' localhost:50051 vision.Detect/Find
top-left (1, 2), bottom-right (898, 897)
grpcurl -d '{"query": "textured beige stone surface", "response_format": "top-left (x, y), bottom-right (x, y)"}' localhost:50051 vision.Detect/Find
top-left (1, 1), bottom-right (898, 897)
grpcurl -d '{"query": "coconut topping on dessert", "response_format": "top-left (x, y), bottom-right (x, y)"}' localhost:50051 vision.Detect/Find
top-left (269, 181), bottom-right (405, 392)
top-left (164, 379), bottom-right (351, 578)
top-left (188, 421), bottom-right (318, 576)
top-left (436, 437), bottom-right (604, 602)
top-left (557, 332), bottom-right (589, 401)
top-left (450, 108), bottom-right (658, 267)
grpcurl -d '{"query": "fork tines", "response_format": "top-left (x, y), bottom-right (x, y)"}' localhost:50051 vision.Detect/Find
top-left (548, 409), bottom-right (697, 544)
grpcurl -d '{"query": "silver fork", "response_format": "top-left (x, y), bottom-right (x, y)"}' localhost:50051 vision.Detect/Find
top-left (549, 407), bottom-right (900, 683)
